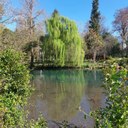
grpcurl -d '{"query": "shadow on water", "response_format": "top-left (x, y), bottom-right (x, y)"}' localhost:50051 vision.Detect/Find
top-left (27, 69), bottom-right (105, 128)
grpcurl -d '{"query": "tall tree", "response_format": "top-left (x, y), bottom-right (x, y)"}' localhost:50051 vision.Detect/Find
top-left (42, 10), bottom-right (84, 67)
top-left (15, 0), bottom-right (44, 35)
top-left (85, 0), bottom-right (103, 62)
top-left (113, 7), bottom-right (128, 50)
top-left (101, 32), bottom-right (119, 59)
top-left (89, 0), bottom-right (100, 33)
top-left (84, 29), bottom-right (103, 62)
top-left (14, 0), bottom-right (44, 68)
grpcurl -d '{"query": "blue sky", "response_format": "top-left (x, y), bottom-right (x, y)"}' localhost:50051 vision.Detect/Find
top-left (9, 0), bottom-right (128, 32)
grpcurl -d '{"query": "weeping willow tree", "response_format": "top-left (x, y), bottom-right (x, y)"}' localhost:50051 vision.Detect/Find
top-left (41, 10), bottom-right (84, 67)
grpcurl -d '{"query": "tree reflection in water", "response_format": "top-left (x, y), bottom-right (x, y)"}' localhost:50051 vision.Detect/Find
top-left (27, 69), bottom-right (105, 127)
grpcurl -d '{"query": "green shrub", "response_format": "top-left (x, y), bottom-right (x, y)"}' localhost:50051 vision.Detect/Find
top-left (0, 49), bottom-right (47, 128)
top-left (93, 63), bottom-right (128, 128)
top-left (0, 49), bottom-right (31, 127)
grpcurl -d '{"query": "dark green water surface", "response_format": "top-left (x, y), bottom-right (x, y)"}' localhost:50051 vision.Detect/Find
top-left (28, 69), bottom-right (105, 128)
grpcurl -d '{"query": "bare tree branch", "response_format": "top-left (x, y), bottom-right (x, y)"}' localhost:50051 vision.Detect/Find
top-left (0, 0), bottom-right (14, 24)
top-left (113, 7), bottom-right (128, 49)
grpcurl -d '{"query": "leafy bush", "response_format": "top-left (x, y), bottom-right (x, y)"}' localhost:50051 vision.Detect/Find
top-left (93, 63), bottom-right (128, 128)
top-left (106, 57), bottom-right (128, 68)
top-left (0, 49), bottom-right (31, 127)
top-left (0, 49), bottom-right (47, 128)
top-left (26, 116), bottom-right (48, 128)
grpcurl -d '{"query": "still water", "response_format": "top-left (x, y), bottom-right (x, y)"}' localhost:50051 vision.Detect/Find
top-left (28, 69), bottom-right (105, 128)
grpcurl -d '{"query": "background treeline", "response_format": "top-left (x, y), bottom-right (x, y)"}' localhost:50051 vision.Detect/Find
top-left (0, 0), bottom-right (128, 68)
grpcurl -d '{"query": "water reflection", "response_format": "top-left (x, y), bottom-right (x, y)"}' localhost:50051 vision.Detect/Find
top-left (27, 69), bottom-right (105, 127)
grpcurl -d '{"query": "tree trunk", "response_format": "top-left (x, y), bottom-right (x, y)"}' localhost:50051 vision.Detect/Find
top-left (30, 48), bottom-right (34, 69)
top-left (121, 40), bottom-right (124, 50)
top-left (103, 53), bottom-right (106, 60)
top-left (121, 39), bottom-right (126, 57)
top-left (93, 51), bottom-right (96, 63)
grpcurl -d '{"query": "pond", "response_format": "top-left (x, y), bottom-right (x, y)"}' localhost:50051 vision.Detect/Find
top-left (27, 69), bottom-right (105, 128)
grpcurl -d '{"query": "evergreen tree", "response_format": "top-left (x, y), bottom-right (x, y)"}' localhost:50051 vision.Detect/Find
top-left (85, 0), bottom-right (103, 62)
top-left (84, 29), bottom-right (103, 62)
top-left (89, 0), bottom-right (100, 33)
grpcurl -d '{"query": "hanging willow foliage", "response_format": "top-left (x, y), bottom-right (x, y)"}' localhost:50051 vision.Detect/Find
top-left (42, 10), bottom-right (84, 67)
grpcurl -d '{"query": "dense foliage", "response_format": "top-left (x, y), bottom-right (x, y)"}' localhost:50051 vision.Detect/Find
top-left (93, 64), bottom-right (128, 128)
top-left (42, 10), bottom-right (84, 67)
top-left (89, 0), bottom-right (100, 33)
top-left (101, 32), bottom-right (119, 58)
top-left (0, 49), bottom-right (31, 127)
top-left (0, 28), bottom-right (16, 50)
top-left (84, 29), bottom-right (103, 62)
top-left (85, 0), bottom-right (104, 62)
top-left (0, 49), bottom-right (47, 128)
